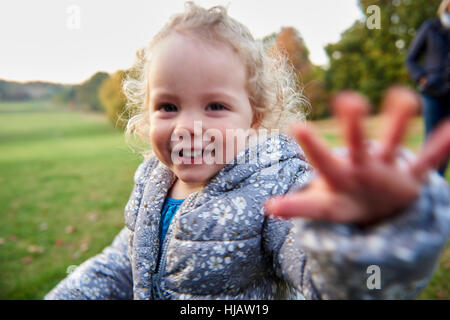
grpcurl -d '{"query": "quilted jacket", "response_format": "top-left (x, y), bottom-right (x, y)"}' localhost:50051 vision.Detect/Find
top-left (44, 133), bottom-right (450, 300)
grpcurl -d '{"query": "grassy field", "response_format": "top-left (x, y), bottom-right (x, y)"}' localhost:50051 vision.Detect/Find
top-left (0, 101), bottom-right (448, 299)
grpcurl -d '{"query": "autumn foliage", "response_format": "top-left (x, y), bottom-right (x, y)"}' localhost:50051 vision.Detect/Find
top-left (270, 27), bottom-right (330, 120)
top-left (98, 70), bottom-right (128, 129)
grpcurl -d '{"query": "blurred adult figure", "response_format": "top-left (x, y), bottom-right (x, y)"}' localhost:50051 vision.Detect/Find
top-left (406, 0), bottom-right (450, 177)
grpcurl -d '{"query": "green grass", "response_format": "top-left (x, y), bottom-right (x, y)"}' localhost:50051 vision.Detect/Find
top-left (0, 101), bottom-right (143, 299)
top-left (0, 101), bottom-right (448, 299)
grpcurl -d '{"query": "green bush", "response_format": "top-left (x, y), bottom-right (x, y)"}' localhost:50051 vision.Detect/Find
top-left (98, 70), bottom-right (128, 129)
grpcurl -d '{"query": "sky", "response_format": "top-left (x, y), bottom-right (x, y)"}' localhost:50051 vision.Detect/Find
top-left (0, 0), bottom-right (362, 84)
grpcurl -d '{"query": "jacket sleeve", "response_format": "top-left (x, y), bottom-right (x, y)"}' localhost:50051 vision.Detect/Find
top-left (44, 159), bottom-right (152, 300)
top-left (405, 20), bottom-right (430, 83)
top-left (264, 149), bottom-right (450, 300)
top-left (44, 227), bottom-right (133, 300)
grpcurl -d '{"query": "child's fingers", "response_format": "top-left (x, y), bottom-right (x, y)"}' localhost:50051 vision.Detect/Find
top-left (265, 191), bottom-right (360, 223)
top-left (409, 121), bottom-right (450, 181)
top-left (331, 91), bottom-right (370, 165)
top-left (290, 123), bottom-right (347, 189)
top-left (378, 86), bottom-right (420, 163)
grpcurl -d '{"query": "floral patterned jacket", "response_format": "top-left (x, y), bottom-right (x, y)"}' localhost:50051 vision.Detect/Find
top-left (44, 133), bottom-right (450, 300)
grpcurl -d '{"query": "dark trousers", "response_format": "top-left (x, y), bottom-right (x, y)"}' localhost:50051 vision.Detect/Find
top-left (421, 93), bottom-right (450, 177)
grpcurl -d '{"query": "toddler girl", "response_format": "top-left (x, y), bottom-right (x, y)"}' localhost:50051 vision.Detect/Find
top-left (45, 2), bottom-right (450, 300)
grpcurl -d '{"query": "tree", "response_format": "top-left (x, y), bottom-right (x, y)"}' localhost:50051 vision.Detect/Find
top-left (273, 27), bottom-right (312, 77)
top-left (75, 71), bottom-right (109, 111)
top-left (271, 27), bottom-right (329, 119)
top-left (98, 70), bottom-right (128, 129)
top-left (0, 79), bottom-right (67, 102)
top-left (51, 85), bottom-right (77, 108)
top-left (325, 0), bottom-right (441, 111)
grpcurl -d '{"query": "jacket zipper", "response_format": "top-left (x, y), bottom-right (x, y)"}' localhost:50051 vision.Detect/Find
top-left (152, 191), bottom-right (198, 299)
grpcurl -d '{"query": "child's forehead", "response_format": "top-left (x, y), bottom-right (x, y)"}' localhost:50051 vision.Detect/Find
top-left (150, 31), bottom-right (245, 73)
top-left (147, 31), bottom-right (249, 94)
top-left (154, 31), bottom-right (234, 54)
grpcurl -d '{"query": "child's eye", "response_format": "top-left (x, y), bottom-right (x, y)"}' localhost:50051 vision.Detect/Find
top-left (158, 103), bottom-right (178, 112)
top-left (206, 103), bottom-right (227, 111)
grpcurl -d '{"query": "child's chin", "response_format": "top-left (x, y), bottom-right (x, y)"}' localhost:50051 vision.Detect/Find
top-left (175, 167), bottom-right (220, 184)
top-left (177, 176), bottom-right (209, 187)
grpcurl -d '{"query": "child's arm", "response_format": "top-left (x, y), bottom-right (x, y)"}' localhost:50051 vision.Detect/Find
top-left (264, 87), bottom-right (450, 299)
top-left (44, 159), bottom-right (152, 300)
top-left (264, 169), bottom-right (448, 299)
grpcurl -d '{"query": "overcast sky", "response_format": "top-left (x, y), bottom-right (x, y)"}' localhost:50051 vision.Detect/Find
top-left (0, 0), bottom-right (362, 84)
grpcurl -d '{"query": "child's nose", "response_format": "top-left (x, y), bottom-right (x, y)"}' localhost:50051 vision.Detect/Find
top-left (173, 113), bottom-right (204, 138)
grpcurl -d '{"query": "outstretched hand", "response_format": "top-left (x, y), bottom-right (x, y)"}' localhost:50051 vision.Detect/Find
top-left (265, 86), bottom-right (450, 226)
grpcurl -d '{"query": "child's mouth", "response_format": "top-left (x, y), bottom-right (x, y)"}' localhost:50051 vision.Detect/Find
top-left (177, 149), bottom-right (216, 164)
top-left (179, 149), bottom-right (202, 158)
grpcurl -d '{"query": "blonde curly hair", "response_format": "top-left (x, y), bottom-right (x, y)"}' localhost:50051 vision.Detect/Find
top-left (122, 1), bottom-right (309, 158)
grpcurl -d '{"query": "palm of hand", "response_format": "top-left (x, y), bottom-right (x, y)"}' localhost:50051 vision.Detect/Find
top-left (265, 86), bottom-right (450, 226)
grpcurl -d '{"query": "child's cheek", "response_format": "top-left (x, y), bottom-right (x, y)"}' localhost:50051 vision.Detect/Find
top-left (222, 128), bottom-right (251, 164)
top-left (210, 128), bottom-right (236, 165)
top-left (149, 122), bottom-right (171, 164)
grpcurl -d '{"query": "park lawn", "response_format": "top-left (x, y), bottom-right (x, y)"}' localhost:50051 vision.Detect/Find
top-left (0, 101), bottom-right (448, 299)
top-left (0, 101), bottom-right (143, 299)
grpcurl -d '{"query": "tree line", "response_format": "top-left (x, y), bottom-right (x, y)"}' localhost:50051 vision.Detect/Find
top-left (1, 0), bottom-right (439, 125)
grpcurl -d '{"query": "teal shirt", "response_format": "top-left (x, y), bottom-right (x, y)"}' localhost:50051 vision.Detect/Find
top-left (156, 196), bottom-right (184, 273)
top-left (159, 196), bottom-right (184, 247)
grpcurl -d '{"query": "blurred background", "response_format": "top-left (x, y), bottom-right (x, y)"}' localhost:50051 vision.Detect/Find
top-left (0, 0), bottom-right (448, 299)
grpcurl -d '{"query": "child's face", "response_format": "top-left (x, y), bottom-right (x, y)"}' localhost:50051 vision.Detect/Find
top-left (147, 32), bottom-right (255, 190)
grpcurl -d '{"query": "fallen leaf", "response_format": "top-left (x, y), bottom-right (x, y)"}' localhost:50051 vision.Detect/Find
top-left (22, 256), bottom-right (33, 264)
top-left (0, 238), bottom-right (4, 245)
top-left (70, 251), bottom-right (81, 260)
top-left (27, 245), bottom-right (45, 254)
top-left (80, 242), bottom-right (89, 252)
top-left (54, 239), bottom-right (66, 247)
top-left (65, 225), bottom-right (76, 234)
top-left (8, 235), bottom-right (18, 242)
